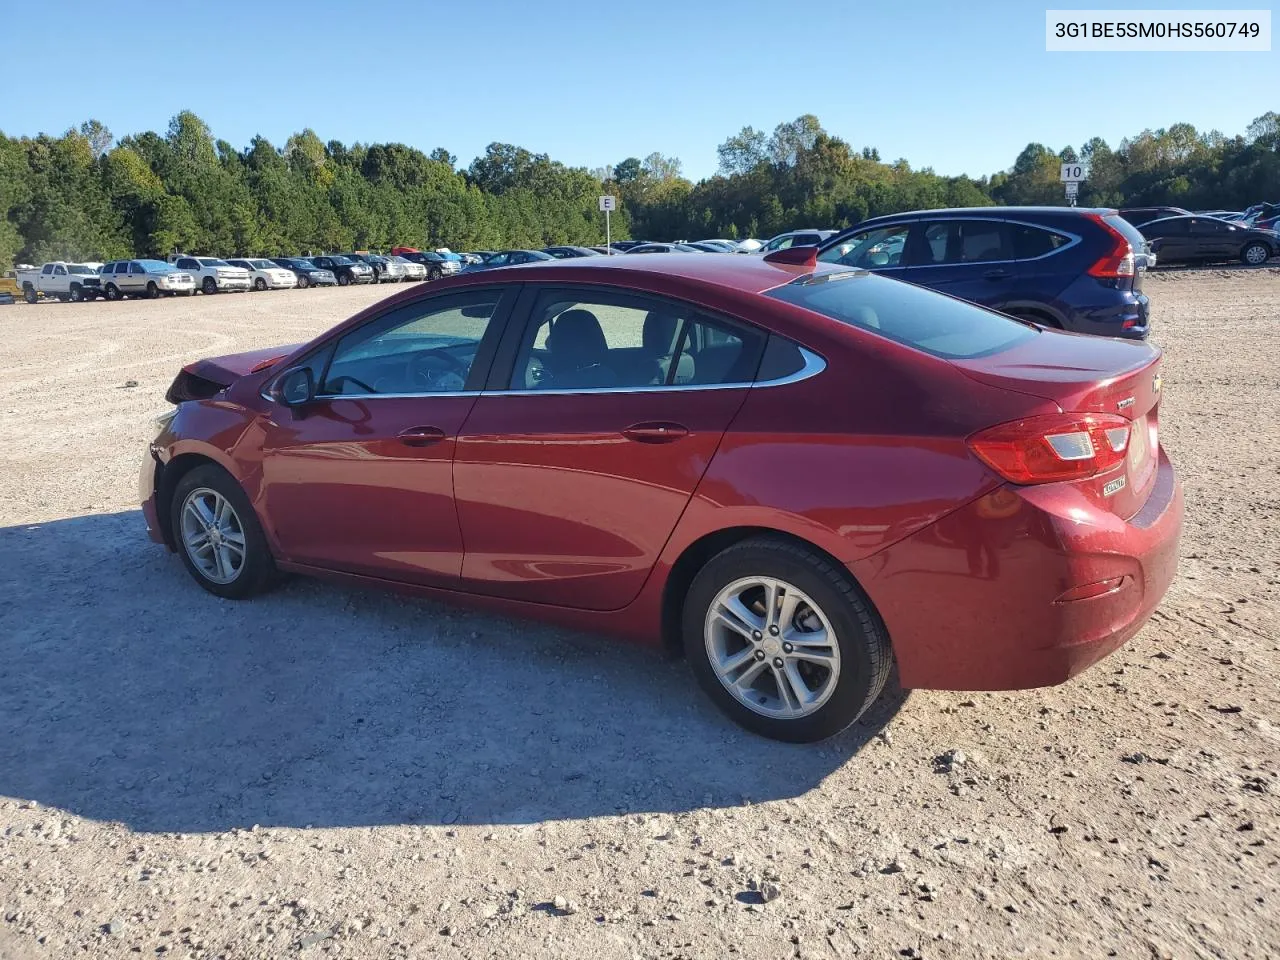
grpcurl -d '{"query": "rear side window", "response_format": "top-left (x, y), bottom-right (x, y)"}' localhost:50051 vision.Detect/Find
top-left (913, 220), bottom-right (1012, 265)
top-left (1010, 225), bottom-right (1071, 259)
top-left (766, 271), bottom-right (1036, 360)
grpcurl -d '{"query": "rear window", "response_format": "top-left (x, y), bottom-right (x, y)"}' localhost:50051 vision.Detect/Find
top-left (766, 270), bottom-right (1037, 360)
top-left (1104, 214), bottom-right (1147, 252)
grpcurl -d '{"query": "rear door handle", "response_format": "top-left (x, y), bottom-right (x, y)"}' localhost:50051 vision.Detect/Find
top-left (622, 421), bottom-right (689, 444)
top-left (397, 425), bottom-right (446, 447)
top-left (983, 268), bottom-right (1011, 280)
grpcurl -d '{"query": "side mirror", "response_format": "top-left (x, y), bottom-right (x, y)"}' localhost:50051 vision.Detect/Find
top-left (273, 367), bottom-right (314, 407)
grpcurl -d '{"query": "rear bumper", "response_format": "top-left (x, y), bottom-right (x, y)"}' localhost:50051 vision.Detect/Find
top-left (1059, 286), bottom-right (1151, 340)
top-left (139, 448), bottom-right (166, 546)
top-left (850, 449), bottom-right (1182, 690)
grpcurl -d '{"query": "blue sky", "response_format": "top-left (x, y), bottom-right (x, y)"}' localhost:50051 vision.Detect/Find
top-left (2, 1), bottom-right (1273, 181)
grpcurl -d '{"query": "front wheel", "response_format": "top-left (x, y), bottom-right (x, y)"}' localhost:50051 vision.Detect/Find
top-left (297, 274), bottom-right (310, 289)
top-left (69, 284), bottom-right (84, 303)
top-left (147, 281), bottom-right (160, 299)
top-left (1242, 242), bottom-right (1270, 266)
top-left (337, 272), bottom-right (351, 286)
top-left (254, 277), bottom-right (267, 291)
top-left (428, 267), bottom-right (442, 281)
top-left (170, 465), bottom-right (278, 600)
top-left (683, 537), bottom-right (892, 742)
top-left (202, 276), bottom-right (217, 295)
top-left (104, 284), bottom-right (120, 302)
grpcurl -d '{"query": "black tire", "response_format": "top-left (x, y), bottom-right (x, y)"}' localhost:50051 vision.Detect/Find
top-left (202, 276), bottom-right (217, 295)
top-left (428, 266), bottom-right (442, 282)
top-left (297, 274), bottom-right (310, 289)
top-left (682, 536), bottom-right (892, 742)
top-left (169, 464), bottom-right (278, 600)
top-left (23, 285), bottom-right (37, 305)
top-left (1242, 242), bottom-right (1270, 267)
top-left (183, 288), bottom-right (195, 296)
top-left (69, 284), bottom-right (84, 303)
top-left (254, 277), bottom-right (267, 291)
top-left (104, 283), bottom-right (121, 302)
top-left (147, 281), bottom-right (160, 299)
top-left (337, 272), bottom-right (351, 286)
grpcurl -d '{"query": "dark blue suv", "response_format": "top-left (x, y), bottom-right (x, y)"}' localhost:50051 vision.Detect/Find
top-left (816, 207), bottom-right (1153, 339)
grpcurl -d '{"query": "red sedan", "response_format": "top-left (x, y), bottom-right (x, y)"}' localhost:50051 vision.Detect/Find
top-left (141, 249), bottom-right (1182, 742)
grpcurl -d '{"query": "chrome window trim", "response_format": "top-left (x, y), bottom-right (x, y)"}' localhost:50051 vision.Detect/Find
top-left (263, 348), bottom-right (826, 403)
top-left (830, 216), bottom-right (1082, 269)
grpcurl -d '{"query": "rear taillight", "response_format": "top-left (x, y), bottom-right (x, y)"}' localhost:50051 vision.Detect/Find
top-left (1085, 214), bottom-right (1135, 278)
top-left (968, 414), bottom-right (1131, 484)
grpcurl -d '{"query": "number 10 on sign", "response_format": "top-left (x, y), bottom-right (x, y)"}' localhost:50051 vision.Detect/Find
top-left (599, 196), bottom-right (616, 253)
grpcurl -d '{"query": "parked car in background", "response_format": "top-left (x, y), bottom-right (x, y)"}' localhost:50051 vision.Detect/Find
top-left (386, 254), bottom-right (427, 281)
top-left (142, 251), bottom-right (1180, 742)
top-left (226, 259), bottom-right (299, 291)
top-left (343, 253), bottom-right (405, 283)
top-left (398, 250), bottom-right (464, 280)
top-left (462, 249), bottom-right (555, 271)
top-left (756, 230), bottom-right (836, 255)
top-left (543, 245), bottom-right (604, 259)
top-left (696, 239), bottom-right (739, 252)
top-left (735, 238), bottom-right (764, 253)
top-left (308, 255), bottom-right (375, 286)
top-left (269, 257), bottom-right (337, 288)
top-left (1138, 215), bottom-right (1279, 267)
top-left (587, 246), bottom-right (615, 256)
top-left (608, 240), bottom-right (645, 252)
top-left (16, 261), bottom-right (105, 302)
top-left (171, 255), bottom-right (251, 295)
top-left (818, 206), bottom-right (1154, 339)
top-left (683, 242), bottom-right (731, 253)
top-left (625, 243), bottom-right (701, 254)
top-left (98, 259), bottom-right (195, 299)
top-left (1118, 206), bottom-right (1191, 227)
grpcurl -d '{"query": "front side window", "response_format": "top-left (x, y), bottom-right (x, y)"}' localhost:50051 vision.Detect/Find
top-left (320, 291), bottom-right (507, 396)
top-left (766, 270), bottom-right (1036, 360)
top-left (764, 235), bottom-right (794, 253)
top-left (130, 262), bottom-right (148, 275)
top-left (819, 225), bottom-right (910, 269)
top-left (509, 291), bottom-right (763, 391)
top-left (914, 220), bottom-right (1011, 265)
top-left (54, 265), bottom-right (67, 276)
top-left (177, 258), bottom-right (198, 269)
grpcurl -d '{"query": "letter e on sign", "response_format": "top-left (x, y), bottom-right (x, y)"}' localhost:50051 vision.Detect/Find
top-left (598, 195), bottom-right (617, 212)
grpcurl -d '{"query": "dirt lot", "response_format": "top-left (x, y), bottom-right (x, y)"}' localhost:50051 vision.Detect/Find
top-left (1, 271), bottom-right (1277, 960)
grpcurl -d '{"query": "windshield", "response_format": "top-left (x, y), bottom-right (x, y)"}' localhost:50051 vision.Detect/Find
top-left (250, 259), bottom-right (275, 269)
top-left (766, 270), bottom-right (1036, 360)
top-left (68, 264), bottom-right (99, 275)
top-left (329, 256), bottom-right (354, 265)
top-left (199, 258), bottom-right (229, 267)
top-left (388, 255), bottom-right (411, 263)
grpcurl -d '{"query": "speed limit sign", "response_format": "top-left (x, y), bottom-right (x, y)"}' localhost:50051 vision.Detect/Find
top-left (1060, 163), bottom-right (1084, 182)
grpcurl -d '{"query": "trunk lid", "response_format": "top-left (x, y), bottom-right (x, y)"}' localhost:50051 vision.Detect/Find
top-left (954, 330), bottom-right (1164, 519)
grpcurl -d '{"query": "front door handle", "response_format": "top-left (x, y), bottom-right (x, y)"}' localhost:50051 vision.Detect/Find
top-left (623, 421), bottom-right (689, 444)
top-left (983, 268), bottom-right (1011, 280)
top-left (397, 425), bottom-right (446, 447)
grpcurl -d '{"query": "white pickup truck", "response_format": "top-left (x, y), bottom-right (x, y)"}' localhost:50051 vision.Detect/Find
top-left (15, 262), bottom-right (105, 302)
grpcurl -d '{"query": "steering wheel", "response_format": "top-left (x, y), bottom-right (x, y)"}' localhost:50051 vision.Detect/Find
top-left (407, 349), bottom-right (469, 390)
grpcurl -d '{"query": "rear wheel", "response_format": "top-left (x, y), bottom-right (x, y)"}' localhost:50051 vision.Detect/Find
top-left (254, 277), bottom-right (267, 291)
top-left (202, 276), bottom-right (217, 295)
top-left (170, 465), bottom-right (278, 600)
top-left (1242, 242), bottom-right (1270, 266)
top-left (23, 285), bottom-right (37, 305)
top-left (683, 537), bottom-right (891, 742)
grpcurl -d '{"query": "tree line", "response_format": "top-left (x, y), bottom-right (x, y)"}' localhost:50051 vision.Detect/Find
top-left (1, 109), bottom-right (1277, 271)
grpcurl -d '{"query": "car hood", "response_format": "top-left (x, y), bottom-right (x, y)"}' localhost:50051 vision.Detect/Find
top-left (184, 343), bottom-right (304, 386)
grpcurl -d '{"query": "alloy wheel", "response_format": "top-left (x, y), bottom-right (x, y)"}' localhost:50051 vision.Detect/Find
top-left (1245, 243), bottom-right (1269, 265)
top-left (180, 487), bottom-right (247, 585)
top-left (704, 576), bottom-right (841, 719)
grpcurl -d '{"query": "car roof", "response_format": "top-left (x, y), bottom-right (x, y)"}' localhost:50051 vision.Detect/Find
top-left (440, 250), bottom-right (829, 295)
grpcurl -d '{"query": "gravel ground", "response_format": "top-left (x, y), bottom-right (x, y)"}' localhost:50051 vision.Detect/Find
top-left (0, 272), bottom-right (1277, 960)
